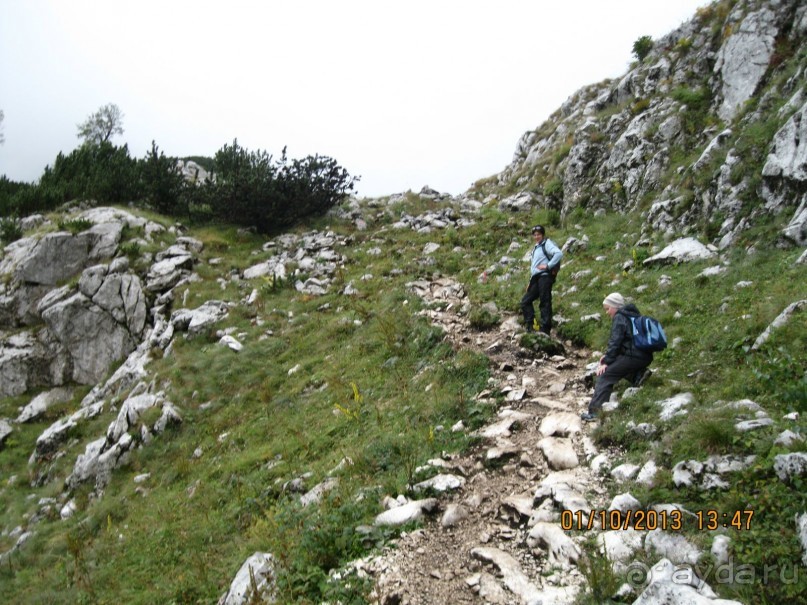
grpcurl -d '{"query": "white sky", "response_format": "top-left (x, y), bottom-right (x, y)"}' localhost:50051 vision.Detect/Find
top-left (0, 0), bottom-right (707, 198)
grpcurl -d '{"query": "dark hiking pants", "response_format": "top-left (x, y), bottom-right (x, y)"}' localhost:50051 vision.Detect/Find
top-left (520, 273), bottom-right (554, 333)
top-left (587, 355), bottom-right (650, 413)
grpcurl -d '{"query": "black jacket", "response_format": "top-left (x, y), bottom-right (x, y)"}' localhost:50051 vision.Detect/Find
top-left (602, 304), bottom-right (654, 365)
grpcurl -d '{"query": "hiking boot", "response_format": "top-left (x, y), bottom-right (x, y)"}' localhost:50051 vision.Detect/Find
top-left (634, 368), bottom-right (653, 387)
top-left (524, 323), bottom-right (535, 333)
top-left (580, 412), bottom-right (598, 422)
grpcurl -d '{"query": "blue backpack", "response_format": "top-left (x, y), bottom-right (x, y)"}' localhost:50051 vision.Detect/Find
top-left (630, 315), bottom-right (667, 352)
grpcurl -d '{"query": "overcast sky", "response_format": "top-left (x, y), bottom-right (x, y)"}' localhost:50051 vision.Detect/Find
top-left (0, 0), bottom-right (707, 198)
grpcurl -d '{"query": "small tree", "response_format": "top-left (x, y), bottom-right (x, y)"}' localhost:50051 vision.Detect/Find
top-left (632, 35), bottom-right (654, 63)
top-left (140, 141), bottom-right (187, 216)
top-left (77, 103), bottom-right (124, 145)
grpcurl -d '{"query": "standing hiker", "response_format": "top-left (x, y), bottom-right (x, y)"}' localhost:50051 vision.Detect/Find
top-left (520, 224), bottom-right (563, 335)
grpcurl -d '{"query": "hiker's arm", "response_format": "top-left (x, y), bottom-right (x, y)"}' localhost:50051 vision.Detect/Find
top-left (602, 315), bottom-right (627, 365)
top-left (546, 240), bottom-right (563, 271)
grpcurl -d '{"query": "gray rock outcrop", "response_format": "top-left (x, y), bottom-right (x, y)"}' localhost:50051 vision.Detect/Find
top-left (218, 552), bottom-right (276, 605)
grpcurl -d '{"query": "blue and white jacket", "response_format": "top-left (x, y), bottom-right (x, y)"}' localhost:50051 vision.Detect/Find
top-left (530, 239), bottom-right (563, 277)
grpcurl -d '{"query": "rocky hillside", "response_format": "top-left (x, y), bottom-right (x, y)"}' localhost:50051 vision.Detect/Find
top-left (476, 0), bottom-right (806, 252)
top-left (0, 0), bottom-right (805, 604)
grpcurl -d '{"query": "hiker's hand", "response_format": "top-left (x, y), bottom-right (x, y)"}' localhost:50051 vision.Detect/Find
top-left (537, 264), bottom-right (547, 271)
top-left (596, 363), bottom-right (607, 376)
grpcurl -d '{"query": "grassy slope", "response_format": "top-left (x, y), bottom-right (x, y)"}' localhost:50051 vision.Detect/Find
top-left (0, 201), bottom-right (805, 604)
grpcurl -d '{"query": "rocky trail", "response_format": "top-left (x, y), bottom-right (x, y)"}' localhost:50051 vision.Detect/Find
top-left (364, 278), bottom-right (609, 605)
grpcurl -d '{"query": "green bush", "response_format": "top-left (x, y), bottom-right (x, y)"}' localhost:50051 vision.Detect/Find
top-left (543, 177), bottom-right (563, 199)
top-left (0, 216), bottom-right (22, 243)
top-left (203, 140), bottom-right (357, 233)
top-left (38, 141), bottom-right (141, 207)
top-left (57, 217), bottom-right (94, 234)
top-left (670, 86), bottom-right (713, 135)
top-left (140, 141), bottom-right (188, 217)
top-left (632, 35), bottom-right (654, 62)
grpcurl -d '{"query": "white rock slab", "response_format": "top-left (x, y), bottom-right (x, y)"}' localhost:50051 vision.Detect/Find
top-left (538, 437), bottom-right (579, 470)
top-left (539, 412), bottom-right (583, 437)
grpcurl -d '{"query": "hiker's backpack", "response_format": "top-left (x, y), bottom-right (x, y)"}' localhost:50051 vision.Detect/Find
top-left (538, 240), bottom-right (561, 277)
top-left (630, 315), bottom-right (668, 352)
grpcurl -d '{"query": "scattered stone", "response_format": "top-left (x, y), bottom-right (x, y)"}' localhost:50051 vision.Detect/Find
top-left (470, 547), bottom-right (543, 603)
top-left (797, 513), bottom-right (807, 567)
top-left (735, 417), bottom-right (773, 432)
top-left (538, 437), bottom-right (579, 470)
top-left (300, 477), bottom-right (339, 507)
top-left (374, 499), bottom-right (438, 526)
top-left (645, 530), bottom-right (702, 565)
top-left (219, 552), bottom-right (276, 605)
top-left (775, 430), bottom-right (804, 447)
top-left (609, 493), bottom-right (641, 514)
top-left (539, 412), bottom-right (582, 437)
top-left (527, 522), bottom-right (581, 567)
top-left (636, 460), bottom-right (659, 487)
top-left (218, 335), bottom-right (243, 352)
top-left (711, 535), bottom-right (731, 566)
top-left (657, 392), bottom-right (694, 421)
top-left (441, 504), bottom-right (469, 528)
top-left (643, 238), bottom-right (716, 266)
top-left (412, 474), bottom-right (465, 493)
top-left (774, 453), bottom-right (807, 482)
top-left (751, 300), bottom-right (807, 351)
top-left (611, 463), bottom-right (640, 483)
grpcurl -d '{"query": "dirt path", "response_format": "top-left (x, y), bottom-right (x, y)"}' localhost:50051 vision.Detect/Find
top-left (363, 279), bottom-right (615, 605)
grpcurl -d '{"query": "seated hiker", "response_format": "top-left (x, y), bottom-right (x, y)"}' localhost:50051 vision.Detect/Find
top-left (581, 292), bottom-right (653, 422)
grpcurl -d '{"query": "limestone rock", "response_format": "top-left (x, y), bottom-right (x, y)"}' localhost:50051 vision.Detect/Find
top-left (643, 238), bottom-right (716, 266)
top-left (598, 529), bottom-right (643, 567)
top-left (632, 558), bottom-right (742, 604)
top-left (611, 463), bottom-right (640, 483)
top-left (478, 409), bottom-right (531, 439)
top-left (526, 522), bottom-right (581, 566)
top-left (470, 547), bottom-right (543, 603)
top-left (171, 301), bottom-right (230, 336)
top-left (714, 4), bottom-right (779, 122)
top-left (16, 387), bottom-right (74, 423)
top-left (41, 292), bottom-right (139, 385)
top-left (0, 332), bottom-right (57, 398)
top-left (374, 498), bottom-right (438, 526)
top-left (609, 493), bottom-right (641, 514)
top-left (218, 552), bottom-right (276, 605)
top-left (0, 419), bottom-right (12, 446)
top-left (538, 437), bottom-right (579, 470)
top-left (797, 513), bottom-right (807, 567)
top-left (751, 300), bottom-right (807, 351)
top-left (645, 529), bottom-right (702, 565)
top-left (300, 477), bottom-right (338, 507)
top-left (657, 392), bottom-right (694, 421)
top-left (539, 412), bottom-right (582, 437)
top-left (412, 473), bottom-right (465, 493)
top-left (774, 452), bottom-right (807, 482)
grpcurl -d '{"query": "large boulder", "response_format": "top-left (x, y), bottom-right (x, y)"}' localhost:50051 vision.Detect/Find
top-left (643, 238), bottom-right (716, 266)
top-left (13, 225), bottom-right (122, 287)
top-left (16, 387), bottom-right (74, 423)
top-left (0, 332), bottom-right (60, 398)
top-left (40, 289), bottom-right (141, 385)
top-left (713, 4), bottom-right (779, 122)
